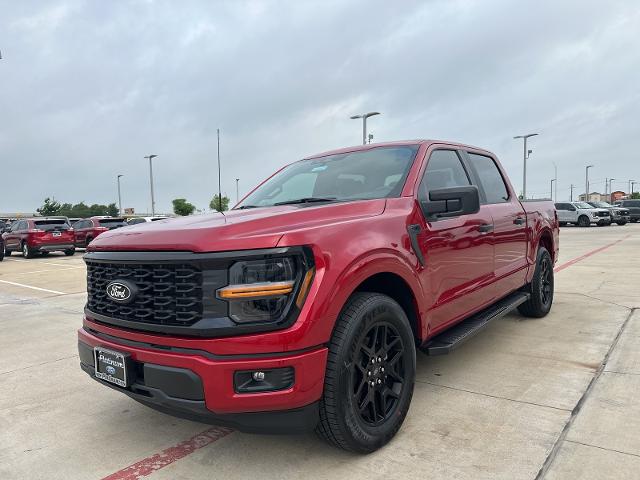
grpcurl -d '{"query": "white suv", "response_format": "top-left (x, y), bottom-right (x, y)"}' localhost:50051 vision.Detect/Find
top-left (555, 202), bottom-right (612, 227)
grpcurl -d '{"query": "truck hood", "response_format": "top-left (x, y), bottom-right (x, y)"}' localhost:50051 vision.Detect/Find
top-left (89, 199), bottom-right (386, 252)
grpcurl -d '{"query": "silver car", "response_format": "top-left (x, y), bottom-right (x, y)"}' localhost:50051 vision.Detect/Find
top-left (587, 201), bottom-right (630, 225)
top-left (555, 202), bottom-right (612, 227)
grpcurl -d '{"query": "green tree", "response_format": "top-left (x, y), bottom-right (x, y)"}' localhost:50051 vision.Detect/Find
top-left (209, 195), bottom-right (230, 212)
top-left (631, 192), bottom-right (640, 199)
top-left (106, 203), bottom-right (119, 216)
top-left (172, 198), bottom-right (196, 216)
top-left (70, 202), bottom-right (91, 218)
top-left (37, 197), bottom-right (61, 216)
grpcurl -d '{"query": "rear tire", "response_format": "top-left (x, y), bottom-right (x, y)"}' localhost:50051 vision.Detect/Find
top-left (577, 215), bottom-right (590, 227)
top-left (316, 292), bottom-right (416, 453)
top-left (518, 247), bottom-right (554, 318)
top-left (559, 222), bottom-right (567, 227)
top-left (4, 248), bottom-right (10, 256)
top-left (64, 248), bottom-right (75, 256)
top-left (41, 251), bottom-right (50, 256)
top-left (85, 237), bottom-right (93, 247)
top-left (617, 221), bottom-right (627, 226)
top-left (22, 242), bottom-right (35, 259)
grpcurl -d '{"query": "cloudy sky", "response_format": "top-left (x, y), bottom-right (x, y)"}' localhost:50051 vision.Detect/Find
top-left (1, 0), bottom-right (639, 214)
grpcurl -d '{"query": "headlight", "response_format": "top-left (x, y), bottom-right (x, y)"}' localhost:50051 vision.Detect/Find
top-left (217, 254), bottom-right (314, 324)
top-left (591, 212), bottom-right (598, 217)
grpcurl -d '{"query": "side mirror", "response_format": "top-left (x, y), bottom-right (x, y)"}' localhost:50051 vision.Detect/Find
top-left (420, 186), bottom-right (480, 220)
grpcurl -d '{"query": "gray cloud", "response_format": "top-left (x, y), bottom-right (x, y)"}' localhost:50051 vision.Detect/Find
top-left (1, 0), bottom-right (639, 214)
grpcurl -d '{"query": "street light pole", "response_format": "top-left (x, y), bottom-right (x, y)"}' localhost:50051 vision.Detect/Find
top-left (609, 178), bottom-right (615, 200)
top-left (513, 133), bottom-right (538, 199)
top-left (585, 165), bottom-right (594, 202)
top-left (628, 179), bottom-right (635, 196)
top-left (550, 179), bottom-right (555, 200)
top-left (350, 112), bottom-right (380, 145)
top-left (235, 178), bottom-right (240, 204)
top-left (217, 129), bottom-right (222, 212)
top-left (117, 174), bottom-right (124, 216)
top-left (144, 155), bottom-right (158, 216)
top-left (570, 184), bottom-right (575, 202)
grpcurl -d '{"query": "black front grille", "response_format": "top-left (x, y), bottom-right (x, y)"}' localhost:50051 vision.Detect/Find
top-left (86, 261), bottom-right (203, 326)
top-left (598, 211), bottom-right (610, 217)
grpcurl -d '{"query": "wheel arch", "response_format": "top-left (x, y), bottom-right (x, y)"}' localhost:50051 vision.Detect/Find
top-left (323, 253), bottom-right (426, 345)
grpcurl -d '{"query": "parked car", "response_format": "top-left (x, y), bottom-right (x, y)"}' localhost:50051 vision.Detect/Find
top-left (73, 217), bottom-right (128, 248)
top-left (555, 202), bottom-right (611, 226)
top-left (2, 218), bottom-right (75, 257)
top-left (587, 201), bottom-right (630, 225)
top-left (78, 140), bottom-right (558, 453)
top-left (614, 199), bottom-right (640, 223)
top-left (0, 235), bottom-right (4, 261)
top-left (0, 220), bottom-right (9, 233)
top-left (126, 216), bottom-right (169, 225)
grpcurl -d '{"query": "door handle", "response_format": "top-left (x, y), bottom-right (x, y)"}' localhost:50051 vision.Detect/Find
top-left (513, 217), bottom-right (525, 225)
top-left (477, 223), bottom-right (494, 233)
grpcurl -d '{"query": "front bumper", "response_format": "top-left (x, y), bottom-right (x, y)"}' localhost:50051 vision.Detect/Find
top-left (78, 327), bottom-right (327, 433)
top-left (594, 218), bottom-right (611, 225)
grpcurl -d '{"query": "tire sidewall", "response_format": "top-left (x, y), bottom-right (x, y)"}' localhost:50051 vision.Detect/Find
top-left (532, 247), bottom-right (554, 314)
top-left (333, 295), bottom-right (416, 452)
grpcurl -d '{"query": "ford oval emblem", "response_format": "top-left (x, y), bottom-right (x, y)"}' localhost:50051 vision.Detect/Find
top-left (106, 365), bottom-right (117, 375)
top-left (106, 280), bottom-right (136, 304)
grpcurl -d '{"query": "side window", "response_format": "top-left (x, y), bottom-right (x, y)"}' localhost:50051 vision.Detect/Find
top-left (18, 221), bottom-right (27, 231)
top-left (555, 203), bottom-right (566, 211)
top-left (421, 150), bottom-right (471, 193)
top-left (468, 153), bottom-right (509, 204)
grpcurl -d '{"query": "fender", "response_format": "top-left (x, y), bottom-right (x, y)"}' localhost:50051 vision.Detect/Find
top-left (322, 248), bottom-right (428, 342)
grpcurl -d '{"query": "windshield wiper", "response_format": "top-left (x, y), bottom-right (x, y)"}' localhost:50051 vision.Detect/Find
top-left (274, 197), bottom-right (337, 206)
top-left (236, 205), bottom-right (259, 209)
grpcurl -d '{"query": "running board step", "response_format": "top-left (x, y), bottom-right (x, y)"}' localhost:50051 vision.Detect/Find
top-left (421, 291), bottom-right (531, 356)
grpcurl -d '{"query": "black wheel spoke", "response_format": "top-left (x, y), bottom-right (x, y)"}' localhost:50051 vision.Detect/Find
top-left (349, 318), bottom-right (407, 426)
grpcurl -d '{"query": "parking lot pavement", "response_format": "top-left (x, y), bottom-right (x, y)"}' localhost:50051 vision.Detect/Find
top-left (1, 226), bottom-right (640, 480)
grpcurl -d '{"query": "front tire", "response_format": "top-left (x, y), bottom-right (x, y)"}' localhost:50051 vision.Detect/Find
top-left (316, 292), bottom-right (416, 453)
top-left (64, 248), bottom-right (75, 256)
top-left (617, 221), bottom-right (627, 226)
top-left (518, 247), bottom-right (554, 318)
top-left (577, 215), bottom-right (590, 227)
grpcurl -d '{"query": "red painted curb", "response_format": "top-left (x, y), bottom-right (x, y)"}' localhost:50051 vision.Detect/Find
top-left (554, 234), bottom-right (629, 273)
top-left (102, 426), bottom-right (232, 480)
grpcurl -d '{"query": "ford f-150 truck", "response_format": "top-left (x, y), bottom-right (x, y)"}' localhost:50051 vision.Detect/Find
top-left (78, 140), bottom-right (558, 453)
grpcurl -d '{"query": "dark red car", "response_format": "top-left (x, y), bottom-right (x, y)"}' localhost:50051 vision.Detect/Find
top-left (73, 217), bottom-right (128, 248)
top-left (3, 218), bottom-right (75, 257)
top-left (78, 140), bottom-right (558, 452)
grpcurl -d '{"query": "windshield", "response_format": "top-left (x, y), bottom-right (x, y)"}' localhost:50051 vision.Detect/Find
top-left (236, 146), bottom-right (419, 209)
top-left (34, 220), bottom-right (70, 231)
top-left (589, 202), bottom-right (611, 208)
top-left (574, 202), bottom-right (593, 209)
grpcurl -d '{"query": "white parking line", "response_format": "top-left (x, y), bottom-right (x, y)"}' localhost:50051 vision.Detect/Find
top-left (5, 258), bottom-right (83, 268)
top-left (0, 279), bottom-right (67, 295)
top-left (8, 267), bottom-right (83, 275)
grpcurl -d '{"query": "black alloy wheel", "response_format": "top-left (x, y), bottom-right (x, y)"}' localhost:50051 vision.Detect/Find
top-left (352, 322), bottom-right (405, 427)
top-left (518, 246), bottom-right (554, 318)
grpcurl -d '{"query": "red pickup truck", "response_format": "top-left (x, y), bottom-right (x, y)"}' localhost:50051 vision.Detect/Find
top-left (78, 140), bottom-right (558, 452)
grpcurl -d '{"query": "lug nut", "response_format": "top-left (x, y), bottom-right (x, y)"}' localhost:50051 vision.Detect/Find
top-left (370, 381), bottom-right (375, 387)
top-left (377, 379), bottom-right (382, 384)
top-left (381, 367), bottom-right (385, 372)
top-left (367, 371), bottom-right (371, 376)
top-left (371, 358), bottom-right (376, 364)
top-left (377, 357), bottom-right (382, 362)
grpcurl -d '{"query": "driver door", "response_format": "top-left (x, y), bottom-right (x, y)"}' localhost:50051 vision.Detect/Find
top-left (414, 149), bottom-right (496, 333)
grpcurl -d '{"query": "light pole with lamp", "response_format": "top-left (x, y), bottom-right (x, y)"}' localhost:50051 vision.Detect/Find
top-left (235, 178), bottom-right (240, 204)
top-left (117, 174), bottom-right (124, 216)
top-left (350, 112), bottom-right (380, 145)
top-left (144, 155), bottom-right (158, 216)
top-left (513, 133), bottom-right (538, 199)
top-left (550, 179), bottom-right (555, 201)
top-left (585, 165), bottom-right (594, 202)
top-left (608, 178), bottom-right (616, 200)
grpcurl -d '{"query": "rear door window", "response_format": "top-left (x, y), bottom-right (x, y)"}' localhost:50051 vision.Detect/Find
top-left (467, 153), bottom-right (509, 204)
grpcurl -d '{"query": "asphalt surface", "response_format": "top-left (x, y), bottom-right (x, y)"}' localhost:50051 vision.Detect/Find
top-left (1, 224), bottom-right (639, 479)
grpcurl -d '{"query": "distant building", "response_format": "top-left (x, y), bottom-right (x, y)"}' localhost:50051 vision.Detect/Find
top-left (578, 192), bottom-right (604, 202)
top-left (611, 190), bottom-right (626, 201)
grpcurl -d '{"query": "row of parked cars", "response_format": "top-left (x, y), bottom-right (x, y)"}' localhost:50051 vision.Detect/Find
top-left (0, 215), bottom-right (168, 260)
top-left (554, 200), bottom-right (640, 227)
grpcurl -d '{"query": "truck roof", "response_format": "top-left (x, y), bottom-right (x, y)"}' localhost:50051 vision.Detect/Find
top-left (304, 139), bottom-right (495, 160)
